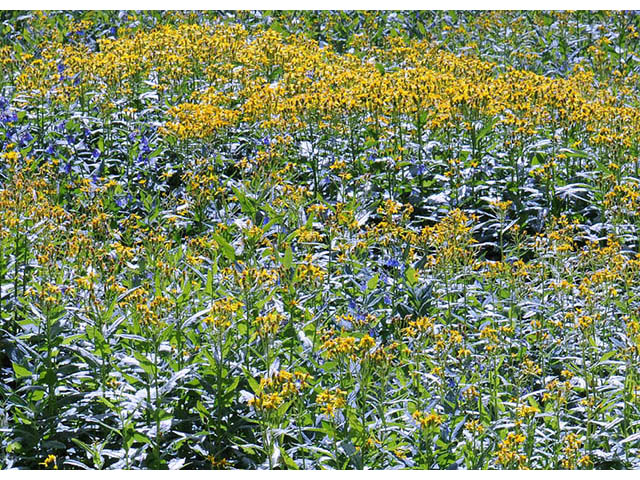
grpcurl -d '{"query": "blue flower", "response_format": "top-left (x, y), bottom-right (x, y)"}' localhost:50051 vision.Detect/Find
top-left (385, 258), bottom-right (401, 268)
top-left (338, 317), bottom-right (353, 329)
top-left (0, 111), bottom-right (17, 125)
top-left (19, 133), bottom-right (33, 147)
top-left (140, 136), bottom-right (151, 154)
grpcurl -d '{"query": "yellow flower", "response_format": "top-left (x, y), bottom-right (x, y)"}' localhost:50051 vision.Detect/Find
top-left (207, 455), bottom-right (229, 469)
top-left (465, 419), bottom-right (485, 435)
top-left (39, 454), bottom-right (57, 469)
top-left (496, 432), bottom-right (526, 468)
top-left (516, 404), bottom-right (540, 418)
top-left (317, 388), bottom-right (347, 417)
top-left (412, 409), bottom-right (444, 430)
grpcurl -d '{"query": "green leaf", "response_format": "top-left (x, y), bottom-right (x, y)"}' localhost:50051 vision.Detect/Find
top-left (62, 333), bottom-right (86, 345)
top-left (527, 395), bottom-right (540, 411)
top-left (212, 234), bottom-right (236, 262)
top-left (417, 22), bottom-right (427, 37)
top-left (133, 433), bottom-right (152, 445)
top-left (247, 375), bottom-right (260, 394)
top-left (206, 268), bottom-right (213, 296)
top-left (196, 400), bottom-right (208, 417)
top-left (271, 21), bottom-right (288, 36)
top-left (406, 267), bottom-right (417, 286)
top-left (29, 389), bottom-right (45, 402)
top-left (283, 246), bottom-right (293, 269)
top-left (367, 274), bottom-right (379, 292)
top-left (599, 350), bottom-right (617, 363)
top-left (305, 212), bottom-right (315, 229)
top-left (12, 363), bottom-right (32, 379)
top-left (98, 397), bottom-right (116, 411)
top-left (71, 438), bottom-right (92, 453)
top-left (280, 450), bottom-right (299, 470)
top-left (133, 352), bottom-right (155, 376)
top-left (226, 375), bottom-right (241, 394)
top-left (6, 441), bottom-right (21, 454)
top-left (232, 186), bottom-right (255, 217)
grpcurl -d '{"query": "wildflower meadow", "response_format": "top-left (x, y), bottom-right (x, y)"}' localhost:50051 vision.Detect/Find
top-left (2, 10), bottom-right (640, 470)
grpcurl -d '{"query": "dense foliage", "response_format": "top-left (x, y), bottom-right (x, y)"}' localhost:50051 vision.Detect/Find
top-left (2, 10), bottom-right (640, 469)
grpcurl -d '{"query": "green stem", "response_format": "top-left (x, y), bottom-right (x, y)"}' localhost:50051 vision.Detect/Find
top-left (154, 335), bottom-right (161, 467)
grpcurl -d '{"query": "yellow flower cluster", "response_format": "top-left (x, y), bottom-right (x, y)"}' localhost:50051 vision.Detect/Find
top-left (14, 21), bottom-right (639, 159)
top-left (39, 454), bottom-right (57, 469)
top-left (317, 388), bottom-right (347, 417)
top-left (248, 370), bottom-right (312, 411)
top-left (254, 311), bottom-right (285, 338)
top-left (321, 333), bottom-right (376, 360)
top-left (421, 209), bottom-right (477, 268)
top-left (561, 433), bottom-right (591, 469)
top-left (204, 297), bottom-right (244, 329)
top-left (412, 409), bottom-right (444, 430)
top-left (402, 316), bottom-right (435, 338)
top-left (515, 404), bottom-right (540, 419)
top-left (495, 432), bottom-right (526, 468)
